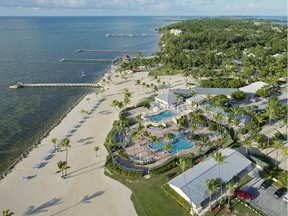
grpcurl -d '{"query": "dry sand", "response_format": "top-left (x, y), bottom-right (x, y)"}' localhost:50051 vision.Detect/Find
top-left (0, 72), bottom-right (186, 215)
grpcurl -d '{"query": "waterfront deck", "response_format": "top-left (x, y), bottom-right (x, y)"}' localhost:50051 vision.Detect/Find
top-left (9, 82), bottom-right (102, 89)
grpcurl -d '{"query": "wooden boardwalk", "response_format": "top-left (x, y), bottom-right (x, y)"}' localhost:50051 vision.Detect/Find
top-left (60, 57), bottom-right (120, 63)
top-left (9, 82), bottom-right (102, 89)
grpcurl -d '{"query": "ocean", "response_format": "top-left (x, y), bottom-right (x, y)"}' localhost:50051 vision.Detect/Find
top-left (0, 15), bottom-right (286, 174)
top-left (0, 16), bottom-right (177, 173)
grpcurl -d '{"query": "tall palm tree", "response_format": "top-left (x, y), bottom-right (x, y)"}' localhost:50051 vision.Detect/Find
top-left (2, 210), bottom-right (14, 216)
top-left (273, 140), bottom-right (284, 165)
top-left (176, 158), bottom-right (194, 215)
top-left (212, 151), bottom-right (226, 205)
top-left (94, 146), bottom-right (100, 158)
top-left (142, 130), bottom-right (152, 159)
top-left (230, 106), bottom-right (241, 139)
top-left (214, 112), bottom-right (223, 133)
top-left (105, 137), bottom-right (115, 165)
top-left (241, 136), bottom-right (252, 155)
top-left (225, 182), bottom-right (235, 207)
top-left (266, 106), bottom-right (276, 147)
top-left (135, 80), bottom-right (141, 92)
top-left (206, 178), bottom-right (219, 211)
top-left (59, 138), bottom-right (71, 175)
top-left (51, 138), bottom-right (58, 150)
top-left (115, 120), bottom-right (128, 143)
top-left (56, 160), bottom-right (70, 179)
top-left (254, 113), bottom-right (265, 135)
top-left (111, 100), bottom-right (119, 112)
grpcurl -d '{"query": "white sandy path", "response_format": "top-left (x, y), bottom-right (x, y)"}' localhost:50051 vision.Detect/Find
top-left (0, 72), bottom-right (186, 216)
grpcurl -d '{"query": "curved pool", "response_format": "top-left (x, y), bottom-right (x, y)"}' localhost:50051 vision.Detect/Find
top-left (150, 111), bottom-right (174, 122)
top-left (148, 133), bottom-right (194, 154)
top-left (210, 131), bottom-right (219, 137)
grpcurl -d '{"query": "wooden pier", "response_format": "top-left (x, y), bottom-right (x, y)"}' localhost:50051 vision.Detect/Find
top-left (60, 57), bottom-right (120, 63)
top-left (9, 82), bottom-right (102, 89)
top-left (76, 49), bottom-right (151, 53)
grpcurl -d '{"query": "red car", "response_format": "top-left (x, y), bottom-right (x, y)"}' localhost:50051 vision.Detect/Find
top-left (234, 190), bottom-right (254, 200)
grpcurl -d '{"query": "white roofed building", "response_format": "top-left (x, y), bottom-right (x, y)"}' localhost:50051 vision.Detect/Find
top-left (168, 148), bottom-right (253, 214)
top-left (239, 81), bottom-right (268, 96)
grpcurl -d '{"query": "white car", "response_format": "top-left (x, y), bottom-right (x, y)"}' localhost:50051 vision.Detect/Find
top-left (283, 193), bottom-right (288, 203)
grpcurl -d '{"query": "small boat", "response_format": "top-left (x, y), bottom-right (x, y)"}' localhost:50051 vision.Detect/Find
top-left (81, 69), bottom-right (86, 78)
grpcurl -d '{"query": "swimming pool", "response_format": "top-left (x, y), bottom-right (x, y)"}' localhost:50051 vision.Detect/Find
top-left (148, 133), bottom-right (194, 154)
top-left (150, 111), bottom-right (175, 122)
top-left (210, 131), bottom-right (219, 137)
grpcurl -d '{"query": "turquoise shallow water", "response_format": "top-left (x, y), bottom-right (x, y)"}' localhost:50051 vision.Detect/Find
top-left (149, 133), bottom-right (194, 154)
top-left (0, 16), bottom-right (176, 173)
top-left (150, 111), bottom-right (175, 122)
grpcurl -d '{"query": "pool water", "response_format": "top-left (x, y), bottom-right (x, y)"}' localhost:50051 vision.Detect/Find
top-left (148, 133), bottom-right (194, 154)
top-left (150, 111), bottom-right (175, 122)
top-left (210, 131), bottom-right (219, 137)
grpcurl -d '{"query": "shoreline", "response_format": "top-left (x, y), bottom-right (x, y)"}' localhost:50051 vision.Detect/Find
top-left (0, 70), bottom-right (107, 179)
top-left (0, 70), bottom-right (187, 215)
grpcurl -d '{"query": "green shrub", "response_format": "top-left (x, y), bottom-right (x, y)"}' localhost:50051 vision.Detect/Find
top-left (240, 127), bottom-right (248, 134)
top-left (162, 184), bottom-right (190, 212)
top-left (149, 158), bottom-right (177, 175)
top-left (275, 131), bottom-right (286, 140)
top-left (231, 91), bottom-right (246, 100)
top-left (191, 134), bottom-right (201, 140)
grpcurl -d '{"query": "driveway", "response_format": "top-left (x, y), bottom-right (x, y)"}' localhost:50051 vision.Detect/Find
top-left (243, 168), bottom-right (287, 216)
top-left (245, 183), bottom-right (287, 216)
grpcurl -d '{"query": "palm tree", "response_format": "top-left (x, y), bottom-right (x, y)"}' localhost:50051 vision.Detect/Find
top-left (206, 178), bottom-right (219, 211)
top-left (86, 97), bottom-right (90, 103)
top-left (105, 137), bottom-right (115, 165)
top-left (214, 112), bottom-right (223, 133)
top-left (56, 160), bottom-right (70, 179)
top-left (111, 100), bottom-right (119, 112)
top-left (266, 106), bottom-right (276, 147)
top-left (135, 80), bottom-right (141, 92)
top-left (176, 158), bottom-right (194, 215)
top-left (164, 143), bottom-right (172, 153)
top-left (212, 151), bottom-right (226, 205)
top-left (254, 113), bottom-right (265, 135)
top-left (241, 136), bottom-right (252, 155)
top-left (94, 146), bottom-right (100, 158)
top-left (80, 109), bottom-right (88, 117)
top-left (273, 140), bottom-right (284, 165)
top-left (280, 147), bottom-right (288, 170)
top-left (225, 182), bottom-right (235, 208)
top-left (115, 120), bottom-right (128, 143)
top-left (2, 210), bottom-right (14, 216)
top-left (190, 89), bottom-right (197, 104)
top-left (51, 138), bottom-right (58, 150)
top-left (230, 106), bottom-right (241, 139)
top-left (59, 138), bottom-right (71, 175)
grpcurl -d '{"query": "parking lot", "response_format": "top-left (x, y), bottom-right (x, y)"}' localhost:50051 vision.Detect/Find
top-left (248, 185), bottom-right (287, 216)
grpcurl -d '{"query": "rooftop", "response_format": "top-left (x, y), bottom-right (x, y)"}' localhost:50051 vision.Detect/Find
top-left (169, 148), bottom-right (252, 206)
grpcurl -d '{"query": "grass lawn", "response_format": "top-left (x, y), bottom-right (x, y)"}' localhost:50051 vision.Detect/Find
top-left (105, 167), bottom-right (191, 216)
top-left (204, 197), bottom-right (266, 216)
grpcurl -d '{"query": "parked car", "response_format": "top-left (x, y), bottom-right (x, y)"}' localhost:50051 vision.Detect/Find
top-left (274, 188), bottom-right (286, 198)
top-left (260, 180), bottom-right (273, 189)
top-left (234, 189), bottom-right (254, 200)
top-left (229, 98), bottom-right (236, 103)
top-left (283, 193), bottom-right (288, 203)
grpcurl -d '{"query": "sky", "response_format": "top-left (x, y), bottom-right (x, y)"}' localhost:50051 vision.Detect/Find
top-left (0, 0), bottom-right (287, 16)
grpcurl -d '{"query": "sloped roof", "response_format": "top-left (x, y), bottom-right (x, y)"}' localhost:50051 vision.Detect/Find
top-left (239, 81), bottom-right (268, 94)
top-left (155, 92), bottom-right (177, 105)
top-left (186, 95), bottom-right (205, 104)
top-left (169, 148), bottom-right (252, 207)
top-left (192, 88), bottom-right (238, 96)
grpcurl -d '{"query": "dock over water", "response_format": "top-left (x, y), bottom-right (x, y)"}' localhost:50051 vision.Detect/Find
top-left (60, 57), bottom-right (120, 63)
top-left (9, 82), bottom-right (102, 89)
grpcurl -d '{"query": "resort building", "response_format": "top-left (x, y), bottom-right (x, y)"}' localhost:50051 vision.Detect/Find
top-left (168, 148), bottom-right (253, 214)
top-left (155, 92), bottom-right (178, 108)
top-left (170, 29), bottom-right (183, 36)
top-left (239, 81), bottom-right (268, 96)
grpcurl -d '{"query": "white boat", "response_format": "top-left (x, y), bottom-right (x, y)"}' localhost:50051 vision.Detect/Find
top-left (81, 69), bottom-right (86, 78)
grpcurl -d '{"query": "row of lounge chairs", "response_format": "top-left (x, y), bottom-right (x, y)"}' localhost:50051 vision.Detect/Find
top-left (29, 97), bottom-right (105, 174)
top-left (128, 155), bottom-right (155, 163)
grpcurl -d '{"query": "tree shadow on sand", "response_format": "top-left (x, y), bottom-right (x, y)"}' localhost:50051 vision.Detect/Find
top-left (25, 198), bottom-right (62, 215)
top-left (51, 191), bottom-right (104, 215)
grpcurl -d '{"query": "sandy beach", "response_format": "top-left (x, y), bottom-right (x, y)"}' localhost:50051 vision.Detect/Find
top-left (0, 71), bottom-right (186, 215)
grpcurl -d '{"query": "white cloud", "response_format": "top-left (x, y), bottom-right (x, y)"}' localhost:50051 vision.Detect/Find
top-left (36, 0), bottom-right (87, 8)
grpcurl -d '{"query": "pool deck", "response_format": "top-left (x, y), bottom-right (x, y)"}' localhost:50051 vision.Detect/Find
top-left (125, 107), bottom-right (217, 168)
